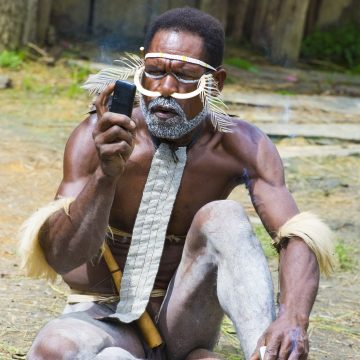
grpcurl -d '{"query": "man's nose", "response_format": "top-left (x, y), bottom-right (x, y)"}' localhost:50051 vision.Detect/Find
top-left (158, 74), bottom-right (179, 97)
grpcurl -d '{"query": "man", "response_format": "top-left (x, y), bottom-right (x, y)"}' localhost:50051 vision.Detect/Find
top-left (20, 7), bottom-right (333, 360)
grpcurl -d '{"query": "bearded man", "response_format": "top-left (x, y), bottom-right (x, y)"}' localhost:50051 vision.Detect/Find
top-left (20, 7), bottom-right (333, 360)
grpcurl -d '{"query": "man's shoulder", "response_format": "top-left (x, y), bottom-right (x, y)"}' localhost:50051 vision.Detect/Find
top-left (222, 117), bottom-right (272, 152)
top-left (219, 116), bottom-right (281, 172)
top-left (68, 113), bottom-right (97, 142)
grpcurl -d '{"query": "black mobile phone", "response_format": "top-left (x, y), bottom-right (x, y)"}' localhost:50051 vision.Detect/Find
top-left (109, 80), bottom-right (137, 117)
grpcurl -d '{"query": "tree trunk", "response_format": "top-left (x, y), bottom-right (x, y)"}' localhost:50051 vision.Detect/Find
top-left (23, 0), bottom-right (39, 45)
top-left (317, 0), bottom-right (353, 28)
top-left (199, 0), bottom-right (228, 29)
top-left (260, 0), bottom-right (311, 65)
top-left (37, 0), bottom-right (53, 45)
top-left (304, 0), bottom-right (322, 36)
top-left (249, 0), bottom-right (270, 48)
top-left (226, 0), bottom-right (250, 41)
top-left (0, 0), bottom-right (52, 51)
top-left (0, 0), bottom-right (27, 51)
top-left (349, 0), bottom-right (360, 24)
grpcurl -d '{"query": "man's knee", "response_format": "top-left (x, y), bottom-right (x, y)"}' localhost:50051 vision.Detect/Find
top-left (27, 318), bottom-right (111, 360)
top-left (189, 200), bottom-right (254, 252)
top-left (28, 330), bottom-right (79, 360)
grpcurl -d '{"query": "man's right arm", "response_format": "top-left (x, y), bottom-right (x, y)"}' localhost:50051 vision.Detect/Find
top-left (39, 84), bottom-right (136, 274)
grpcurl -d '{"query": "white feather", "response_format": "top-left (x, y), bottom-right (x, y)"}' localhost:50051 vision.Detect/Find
top-left (199, 74), bottom-right (233, 132)
top-left (82, 53), bottom-right (144, 95)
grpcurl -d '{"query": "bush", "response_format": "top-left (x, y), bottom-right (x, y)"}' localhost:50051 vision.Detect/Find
top-left (301, 22), bottom-right (360, 70)
top-left (0, 50), bottom-right (25, 69)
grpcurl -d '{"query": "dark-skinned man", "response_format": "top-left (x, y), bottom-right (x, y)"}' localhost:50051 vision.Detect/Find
top-left (20, 7), bottom-right (334, 360)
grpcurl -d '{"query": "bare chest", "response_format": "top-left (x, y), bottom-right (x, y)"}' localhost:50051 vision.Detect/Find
top-left (109, 142), bottom-right (245, 235)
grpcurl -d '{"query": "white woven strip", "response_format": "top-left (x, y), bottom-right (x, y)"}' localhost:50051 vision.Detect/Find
top-left (112, 143), bottom-right (187, 323)
top-left (145, 52), bottom-right (217, 71)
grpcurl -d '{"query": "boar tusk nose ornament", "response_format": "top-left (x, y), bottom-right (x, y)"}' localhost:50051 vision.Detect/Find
top-left (133, 66), bottom-right (206, 100)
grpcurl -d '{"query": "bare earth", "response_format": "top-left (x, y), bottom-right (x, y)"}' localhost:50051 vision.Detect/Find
top-left (0, 62), bottom-right (359, 359)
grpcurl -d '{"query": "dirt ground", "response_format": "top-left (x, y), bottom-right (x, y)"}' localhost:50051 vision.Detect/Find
top-left (0, 60), bottom-right (359, 359)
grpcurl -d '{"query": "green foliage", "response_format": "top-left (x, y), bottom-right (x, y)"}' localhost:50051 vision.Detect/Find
top-left (225, 57), bottom-right (259, 73)
top-left (275, 89), bottom-right (296, 96)
top-left (66, 64), bottom-right (91, 98)
top-left (69, 64), bottom-right (91, 83)
top-left (254, 224), bottom-right (277, 259)
top-left (301, 22), bottom-right (360, 70)
top-left (0, 50), bottom-right (25, 69)
top-left (218, 317), bottom-right (244, 359)
top-left (335, 241), bottom-right (353, 271)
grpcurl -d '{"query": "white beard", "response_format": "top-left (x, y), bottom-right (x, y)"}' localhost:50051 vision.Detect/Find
top-left (140, 96), bottom-right (208, 140)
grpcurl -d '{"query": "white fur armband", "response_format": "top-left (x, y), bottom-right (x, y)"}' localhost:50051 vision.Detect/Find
top-left (274, 212), bottom-right (335, 276)
top-left (18, 197), bottom-right (74, 282)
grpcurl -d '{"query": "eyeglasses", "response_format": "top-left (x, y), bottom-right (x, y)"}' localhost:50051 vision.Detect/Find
top-left (143, 70), bottom-right (207, 85)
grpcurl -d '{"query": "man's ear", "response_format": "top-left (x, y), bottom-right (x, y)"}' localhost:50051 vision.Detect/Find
top-left (213, 67), bottom-right (227, 92)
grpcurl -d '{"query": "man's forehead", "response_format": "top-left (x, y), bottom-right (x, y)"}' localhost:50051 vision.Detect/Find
top-left (146, 30), bottom-right (209, 65)
top-left (144, 52), bottom-right (216, 71)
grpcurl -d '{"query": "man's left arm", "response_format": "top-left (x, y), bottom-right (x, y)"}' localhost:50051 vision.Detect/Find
top-left (247, 136), bottom-right (323, 360)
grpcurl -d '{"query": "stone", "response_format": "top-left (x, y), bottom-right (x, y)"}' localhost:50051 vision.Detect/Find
top-left (0, 75), bottom-right (11, 89)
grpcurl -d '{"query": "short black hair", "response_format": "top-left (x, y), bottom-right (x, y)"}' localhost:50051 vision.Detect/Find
top-left (144, 7), bottom-right (224, 68)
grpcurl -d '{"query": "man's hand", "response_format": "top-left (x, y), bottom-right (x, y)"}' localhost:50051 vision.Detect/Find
top-left (250, 315), bottom-right (309, 360)
top-left (93, 83), bottom-right (136, 177)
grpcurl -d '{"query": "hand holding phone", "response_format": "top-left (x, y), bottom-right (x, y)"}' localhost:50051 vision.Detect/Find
top-left (93, 80), bottom-right (137, 177)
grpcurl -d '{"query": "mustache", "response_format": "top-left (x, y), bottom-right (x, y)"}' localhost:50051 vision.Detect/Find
top-left (148, 97), bottom-right (184, 116)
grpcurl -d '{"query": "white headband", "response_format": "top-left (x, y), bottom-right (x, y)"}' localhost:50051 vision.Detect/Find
top-left (145, 52), bottom-right (217, 71)
top-left (134, 66), bottom-right (206, 99)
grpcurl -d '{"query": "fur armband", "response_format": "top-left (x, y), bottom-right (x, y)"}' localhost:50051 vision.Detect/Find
top-left (274, 212), bottom-right (335, 276)
top-left (18, 197), bottom-right (74, 282)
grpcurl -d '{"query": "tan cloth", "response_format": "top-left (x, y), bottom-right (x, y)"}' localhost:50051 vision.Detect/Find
top-left (67, 289), bottom-right (167, 304)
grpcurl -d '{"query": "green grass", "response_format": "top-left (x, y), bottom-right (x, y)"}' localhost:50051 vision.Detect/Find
top-left (217, 317), bottom-right (244, 360)
top-left (0, 50), bottom-right (25, 69)
top-left (253, 224), bottom-right (278, 259)
top-left (19, 63), bottom-right (91, 98)
top-left (275, 89), bottom-right (296, 96)
top-left (225, 57), bottom-right (259, 73)
top-left (301, 22), bottom-right (360, 72)
top-left (335, 241), bottom-right (353, 271)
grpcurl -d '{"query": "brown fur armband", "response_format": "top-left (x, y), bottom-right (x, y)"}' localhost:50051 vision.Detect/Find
top-left (18, 197), bottom-right (74, 282)
top-left (273, 212), bottom-right (335, 276)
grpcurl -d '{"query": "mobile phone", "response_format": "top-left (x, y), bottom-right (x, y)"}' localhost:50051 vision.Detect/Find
top-left (109, 80), bottom-right (137, 117)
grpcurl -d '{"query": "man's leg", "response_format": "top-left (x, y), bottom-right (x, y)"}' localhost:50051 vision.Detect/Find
top-left (158, 200), bottom-right (275, 360)
top-left (94, 347), bottom-right (138, 359)
top-left (27, 302), bottom-right (145, 360)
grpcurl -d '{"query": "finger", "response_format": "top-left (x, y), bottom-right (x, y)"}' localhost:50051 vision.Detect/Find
top-left (95, 83), bottom-right (116, 117)
top-left (98, 141), bottom-right (133, 160)
top-left (288, 336), bottom-right (309, 360)
top-left (277, 336), bottom-right (292, 360)
top-left (95, 125), bottom-right (134, 147)
top-left (249, 351), bottom-right (260, 360)
top-left (97, 112), bottom-right (136, 133)
top-left (249, 336), bottom-right (266, 360)
top-left (263, 335), bottom-right (281, 360)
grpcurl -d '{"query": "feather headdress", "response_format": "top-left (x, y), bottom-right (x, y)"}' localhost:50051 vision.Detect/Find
top-left (82, 52), bottom-right (233, 132)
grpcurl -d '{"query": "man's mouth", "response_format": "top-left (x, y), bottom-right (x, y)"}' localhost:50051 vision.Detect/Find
top-left (150, 105), bottom-right (178, 120)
